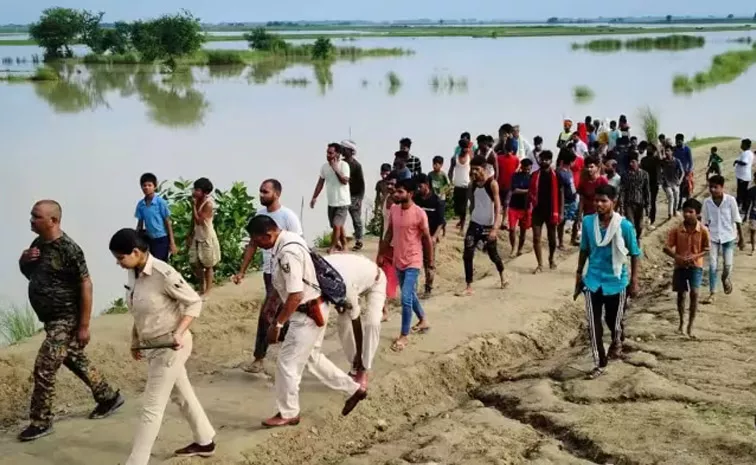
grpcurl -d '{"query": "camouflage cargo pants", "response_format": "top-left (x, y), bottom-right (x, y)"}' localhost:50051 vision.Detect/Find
top-left (30, 319), bottom-right (116, 427)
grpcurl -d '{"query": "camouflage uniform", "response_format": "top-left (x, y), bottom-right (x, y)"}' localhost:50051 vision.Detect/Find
top-left (19, 233), bottom-right (117, 427)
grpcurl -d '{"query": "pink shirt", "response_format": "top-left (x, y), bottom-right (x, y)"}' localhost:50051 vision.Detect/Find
top-left (389, 203), bottom-right (428, 270)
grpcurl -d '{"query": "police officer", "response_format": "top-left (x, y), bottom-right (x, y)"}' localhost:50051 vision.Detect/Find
top-left (18, 200), bottom-right (124, 442)
top-left (246, 215), bottom-right (367, 427)
top-left (324, 253), bottom-right (386, 390)
top-left (108, 228), bottom-right (216, 464)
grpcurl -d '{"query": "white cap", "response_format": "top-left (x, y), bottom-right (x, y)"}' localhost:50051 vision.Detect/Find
top-left (341, 139), bottom-right (357, 152)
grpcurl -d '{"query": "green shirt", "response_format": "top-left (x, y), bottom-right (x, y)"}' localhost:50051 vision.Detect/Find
top-left (428, 171), bottom-right (450, 200)
top-left (20, 233), bottom-right (88, 323)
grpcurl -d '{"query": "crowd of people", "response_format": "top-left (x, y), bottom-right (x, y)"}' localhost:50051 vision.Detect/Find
top-left (13, 114), bottom-right (755, 462)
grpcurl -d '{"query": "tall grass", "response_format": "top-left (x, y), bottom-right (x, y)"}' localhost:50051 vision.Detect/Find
top-left (673, 44), bottom-right (756, 94)
top-left (387, 71), bottom-right (402, 95)
top-left (429, 74), bottom-right (468, 94)
top-left (638, 106), bottom-right (660, 143)
top-left (103, 298), bottom-right (129, 315)
top-left (573, 85), bottom-right (594, 103)
top-left (0, 305), bottom-right (40, 344)
top-left (574, 34), bottom-right (705, 53)
top-left (281, 77), bottom-right (311, 87)
top-left (313, 231), bottom-right (332, 249)
top-left (205, 50), bottom-right (246, 65)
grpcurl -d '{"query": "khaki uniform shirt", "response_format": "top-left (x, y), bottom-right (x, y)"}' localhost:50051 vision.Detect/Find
top-left (126, 255), bottom-right (202, 341)
top-left (271, 231), bottom-right (321, 305)
top-left (324, 253), bottom-right (381, 319)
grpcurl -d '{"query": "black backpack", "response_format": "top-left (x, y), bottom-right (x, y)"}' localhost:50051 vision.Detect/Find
top-left (281, 242), bottom-right (349, 313)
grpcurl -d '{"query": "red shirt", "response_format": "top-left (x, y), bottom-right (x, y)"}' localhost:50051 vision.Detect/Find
top-left (571, 155), bottom-right (584, 190)
top-left (577, 175), bottom-right (608, 215)
top-left (497, 153), bottom-right (519, 191)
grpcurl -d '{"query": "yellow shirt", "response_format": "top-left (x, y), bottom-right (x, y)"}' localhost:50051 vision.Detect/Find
top-left (126, 255), bottom-right (202, 341)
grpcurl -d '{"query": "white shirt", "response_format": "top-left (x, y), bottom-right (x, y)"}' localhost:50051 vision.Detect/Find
top-left (271, 231), bottom-right (321, 303)
top-left (324, 253), bottom-right (380, 319)
top-left (702, 194), bottom-right (742, 244)
top-left (452, 154), bottom-right (471, 188)
top-left (573, 140), bottom-right (589, 158)
top-left (257, 205), bottom-right (303, 274)
top-left (735, 150), bottom-right (754, 182)
top-left (320, 161), bottom-right (351, 207)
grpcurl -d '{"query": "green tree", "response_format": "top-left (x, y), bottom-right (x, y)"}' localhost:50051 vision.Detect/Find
top-left (728, 14), bottom-right (735, 20)
top-left (547, 17), bottom-right (559, 24)
top-left (312, 37), bottom-right (334, 60)
top-left (666, 14), bottom-right (673, 23)
top-left (245, 27), bottom-right (289, 52)
top-left (79, 10), bottom-right (106, 53)
top-left (129, 11), bottom-right (204, 70)
top-left (29, 7), bottom-right (85, 59)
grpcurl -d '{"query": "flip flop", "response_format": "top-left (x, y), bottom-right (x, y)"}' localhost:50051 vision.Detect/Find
top-left (390, 339), bottom-right (408, 352)
top-left (586, 367), bottom-right (605, 380)
top-left (723, 276), bottom-right (733, 295)
top-left (411, 326), bottom-right (431, 334)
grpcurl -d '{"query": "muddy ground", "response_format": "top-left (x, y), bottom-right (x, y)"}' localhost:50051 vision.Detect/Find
top-left (1, 139), bottom-right (754, 465)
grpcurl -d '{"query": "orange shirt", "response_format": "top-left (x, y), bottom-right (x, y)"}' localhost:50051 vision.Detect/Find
top-left (666, 221), bottom-right (710, 268)
top-left (389, 203), bottom-right (428, 270)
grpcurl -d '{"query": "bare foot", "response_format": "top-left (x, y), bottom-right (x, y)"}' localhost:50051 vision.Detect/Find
top-left (516, 250), bottom-right (524, 257)
top-left (381, 313), bottom-right (390, 322)
top-left (533, 266), bottom-right (543, 275)
top-left (509, 251), bottom-right (517, 259)
top-left (557, 244), bottom-right (566, 251)
top-left (677, 325), bottom-right (685, 335)
top-left (549, 261), bottom-right (557, 270)
top-left (499, 275), bottom-right (509, 289)
top-left (687, 325), bottom-right (696, 339)
top-left (701, 294), bottom-right (714, 305)
top-left (455, 287), bottom-right (474, 297)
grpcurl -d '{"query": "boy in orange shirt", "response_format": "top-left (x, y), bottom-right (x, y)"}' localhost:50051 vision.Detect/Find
top-left (663, 198), bottom-right (710, 338)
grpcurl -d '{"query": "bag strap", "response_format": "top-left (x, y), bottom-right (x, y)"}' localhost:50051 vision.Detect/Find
top-left (279, 241), bottom-right (322, 292)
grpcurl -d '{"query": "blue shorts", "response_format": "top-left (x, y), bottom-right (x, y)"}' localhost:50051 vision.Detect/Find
top-left (672, 267), bottom-right (703, 292)
top-left (148, 236), bottom-right (170, 261)
top-left (564, 200), bottom-right (579, 222)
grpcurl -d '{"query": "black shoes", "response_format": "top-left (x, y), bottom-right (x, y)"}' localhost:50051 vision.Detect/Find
top-left (89, 391), bottom-right (125, 419)
top-left (18, 424), bottom-right (53, 442)
top-left (175, 441), bottom-right (217, 457)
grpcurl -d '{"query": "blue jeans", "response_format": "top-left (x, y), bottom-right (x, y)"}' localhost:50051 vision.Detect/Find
top-left (708, 240), bottom-right (735, 294)
top-left (397, 268), bottom-right (425, 336)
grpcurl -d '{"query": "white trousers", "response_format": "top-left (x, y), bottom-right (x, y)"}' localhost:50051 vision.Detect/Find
top-left (276, 304), bottom-right (360, 419)
top-left (337, 273), bottom-right (386, 371)
top-left (126, 332), bottom-right (215, 465)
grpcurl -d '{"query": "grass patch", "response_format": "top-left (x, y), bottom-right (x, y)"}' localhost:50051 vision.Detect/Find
top-left (728, 37), bottom-right (753, 44)
top-left (688, 137), bottom-right (739, 149)
top-left (0, 304), bottom-right (40, 344)
top-left (573, 85), bottom-right (594, 103)
top-left (0, 65), bottom-right (59, 82)
top-left (429, 74), bottom-right (468, 93)
top-left (281, 77), bottom-right (311, 87)
top-left (573, 34), bottom-right (705, 53)
top-left (103, 298), bottom-right (129, 315)
top-left (638, 106), bottom-right (660, 144)
top-left (387, 71), bottom-right (402, 95)
top-left (313, 231), bottom-right (332, 249)
top-left (205, 50), bottom-right (246, 65)
top-left (672, 44), bottom-right (756, 94)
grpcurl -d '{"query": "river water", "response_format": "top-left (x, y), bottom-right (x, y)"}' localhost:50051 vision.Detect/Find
top-left (1, 30), bottom-right (755, 312)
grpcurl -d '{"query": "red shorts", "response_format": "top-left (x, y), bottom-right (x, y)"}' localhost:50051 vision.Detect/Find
top-left (508, 208), bottom-right (531, 229)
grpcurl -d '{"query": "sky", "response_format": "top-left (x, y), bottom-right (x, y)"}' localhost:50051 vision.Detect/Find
top-left (4, 0), bottom-right (755, 24)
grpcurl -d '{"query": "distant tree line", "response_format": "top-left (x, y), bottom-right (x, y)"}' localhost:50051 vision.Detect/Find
top-left (244, 28), bottom-right (334, 60)
top-left (29, 7), bottom-right (204, 67)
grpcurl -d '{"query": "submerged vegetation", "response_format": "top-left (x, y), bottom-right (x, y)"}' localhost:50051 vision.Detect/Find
top-left (281, 77), bottom-right (311, 87)
top-left (728, 36), bottom-right (753, 44)
top-left (672, 44), bottom-right (756, 94)
top-left (429, 74), bottom-right (468, 94)
top-left (0, 65), bottom-right (59, 82)
top-left (572, 34), bottom-right (706, 52)
top-left (573, 85), bottom-right (594, 103)
top-left (387, 71), bottom-right (402, 95)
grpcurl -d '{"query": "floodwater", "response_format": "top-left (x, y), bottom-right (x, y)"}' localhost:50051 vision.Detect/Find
top-left (1, 29), bottom-right (755, 313)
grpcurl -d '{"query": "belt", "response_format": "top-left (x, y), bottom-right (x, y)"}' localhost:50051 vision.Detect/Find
top-left (297, 296), bottom-right (324, 312)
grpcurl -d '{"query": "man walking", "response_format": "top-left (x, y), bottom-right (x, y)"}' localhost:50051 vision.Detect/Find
top-left (576, 185), bottom-right (641, 379)
top-left (311, 142), bottom-right (351, 253)
top-left (379, 179), bottom-right (434, 352)
top-left (18, 200), bottom-right (124, 441)
top-left (341, 140), bottom-right (366, 251)
top-left (529, 151), bottom-right (568, 273)
top-left (233, 179), bottom-right (303, 374)
top-left (246, 216), bottom-right (367, 427)
top-left (640, 142), bottom-right (662, 227)
top-left (415, 174), bottom-right (445, 297)
top-left (661, 145), bottom-right (685, 220)
top-left (734, 138), bottom-right (753, 212)
top-left (324, 253), bottom-right (386, 390)
top-left (701, 175), bottom-right (744, 304)
top-left (619, 152), bottom-right (651, 240)
top-left (674, 134), bottom-right (694, 211)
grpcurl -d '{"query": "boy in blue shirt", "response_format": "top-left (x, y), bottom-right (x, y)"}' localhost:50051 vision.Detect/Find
top-left (135, 173), bottom-right (177, 261)
top-left (575, 184), bottom-right (640, 379)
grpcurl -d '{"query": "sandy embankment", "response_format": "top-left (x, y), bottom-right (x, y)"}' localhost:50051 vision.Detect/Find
top-left (0, 139), bottom-right (751, 465)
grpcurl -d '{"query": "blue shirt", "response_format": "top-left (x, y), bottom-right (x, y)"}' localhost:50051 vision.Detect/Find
top-left (674, 145), bottom-right (693, 173)
top-left (394, 167), bottom-right (412, 180)
top-left (580, 214), bottom-right (641, 296)
top-left (135, 195), bottom-right (170, 239)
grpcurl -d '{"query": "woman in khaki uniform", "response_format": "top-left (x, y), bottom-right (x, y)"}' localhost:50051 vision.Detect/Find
top-left (187, 177), bottom-right (221, 295)
top-left (109, 228), bottom-right (216, 465)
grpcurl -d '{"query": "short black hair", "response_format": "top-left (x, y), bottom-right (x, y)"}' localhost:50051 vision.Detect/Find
top-left (539, 150), bottom-right (554, 161)
top-left (610, 120), bottom-right (617, 127)
top-left (630, 136), bottom-right (638, 142)
top-left (394, 150), bottom-right (409, 160)
top-left (140, 173), bottom-right (158, 186)
top-left (470, 155), bottom-right (487, 167)
top-left (557, 148), bottom-right (576, 166)
top-left (432, 155), bottom-right (444, 165)
top-left (675, 133), bottom-right (685, 141)
top-left (628, 151), bottom-right (640, 163)
top-left (584, 155), bottom-right (600, 167)
top-left (380, 163), bottom-right (392, 172)
top-left (476, 134), bottom-right (487, 144)
top-left (638, 141), bottom-right (649, 151)
top-left (534, 136), bottom-right (543, 145)
top-left (595, 184), bottom-right (617, 200)
top-left (109, 228), bottom-right (149, 255)
top-left (262, 178), bottom-right (282, 194)
top-left (658, 133), bottom-right (666, 141)
top-left (460, 132), bottom-right (471, 140)
top-left (708, 175), bottom-right (725, 187)
top-left (396, 178), bottom-right (416, 192)
top-left (682, 198), bottom-right (702, 214)
top-left (246, 214), bottom-right (279, 236)
top-left (415, 173), bottom-right (429, 185)
top-left (499, 123), bottom-right (514, 134)
top-left (585, 115), bottom-right (592, 124)
top-left (193, 177), bottom-right (214, 194)
top-left (520, 158), bottom-right (533, 167)
top-left (743, 138), bottom-right (752, 150)
top-left (711, 146), bottom-right (718, 153)
top-left (400, 137), bottom-right (412, 148)
top-left (328, 142), bottom-right (342, 151)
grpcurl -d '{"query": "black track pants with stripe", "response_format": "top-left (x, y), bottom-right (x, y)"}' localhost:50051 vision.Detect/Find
top-left (584, 287), bottom-right (626, 368)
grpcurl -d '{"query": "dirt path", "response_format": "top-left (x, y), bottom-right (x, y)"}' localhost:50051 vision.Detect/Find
top-left (1, 140), bottom-right (751, 465)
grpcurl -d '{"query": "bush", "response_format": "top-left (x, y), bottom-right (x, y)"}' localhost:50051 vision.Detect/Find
top-left (103, 298), bottom-right (129, 315)
top-left (158, 179), bottom-right (258, 285)
top-left (638, 106), bottom-right (660, 143)
top-left (30, 66), bottom-right (59, 81)
top-left (0, 304), bottom-right (40, 345)
top-left (573, 85), bottom-right (594, 103)
top-left (205, 49), bottom-right (246, 65)
top-left (313, 231), bottom-right (332, 249)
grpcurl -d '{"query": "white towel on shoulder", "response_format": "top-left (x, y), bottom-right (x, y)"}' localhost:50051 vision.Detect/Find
top-left (593, 212), bottom-right (628, 278)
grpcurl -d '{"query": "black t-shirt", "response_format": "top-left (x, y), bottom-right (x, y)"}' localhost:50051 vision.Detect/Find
top-left (346, 158), bottom-right (365, 197)
top-left (640, 154), bottom-right (661, 185)
top-left (535, 170), bottom-right (553, 215)
top-left (509, 172), bottom-right (531, 210)
top-left (415, 193), bottom-right (444, 235)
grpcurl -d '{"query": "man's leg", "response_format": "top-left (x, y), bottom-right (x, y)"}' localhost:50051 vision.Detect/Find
top-left (722, 240), bottom-right (735, 294)
top-left (483, 231), bottom-right (506, 287)
top-left (649, 184), bottom-right (658, 225)
top-left (397, 269), bottom-right (412, 339)
top-left (518, 223), bottom-right (527, 255)
top-left (673, 187), bottom-right (681, 216)
top-left (362, 275), bottom-right (386, 372)
top-left (664, 187), bottom-right (674, 219)
top-left (678, 179), bottom-right (686, 210)
top-left (273, 316), bottom-right (318, 421)
top-left (149, 236), bottom-right (170, 262)
top-left (706, 242), bottom-right (720, 301)
top-left (688, 268), bottom-right (702, 338)
top-left (604, 288), bottom-right (627, 359)
top-left (305, 306), bottom-right (362, 396)
top-left (462, 223), bottom-right (478, 293)
top-left (62, 332), bottom-right (118, 406)
top-left (349, 196), bottom-right (364, 249)
top-left (404, 268), bottom-right (426, 323)
top-left (584, 289), bottom-right (607, 372)
top-left (557, 220), bottom-right (566, 249)
top-left (336, 312), bottom-right (357, 369)
top-left (546, 223), bottom-right (557, 268)
top-left (673, 268), bottom-right (686, 333)
top-left (532, 223), bottom-right (544, 273)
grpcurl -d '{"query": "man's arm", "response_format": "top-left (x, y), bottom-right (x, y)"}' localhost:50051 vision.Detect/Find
top-left (79, 276), bottom-right (93, 331)
top-left (491, 180), bottom-right (502, 232)
top-left (311, 177), bottom-right (325, 207)
top-left (377, 215), bottom-right (393, 260)
top-left (332, 161), bottom-right (350, 185)
top-left (487, 152), bottom-right (498, 181)
top-left (643, 173), bottom-right (651, 211)
top-left (448, 155), bottom-right (457, 181)
top-left (420, 218), bottom-right (435, 267)
top-left (576, 249), bottom-right (589, 275)
top-left (237, 242), bottom-right (259, 276)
